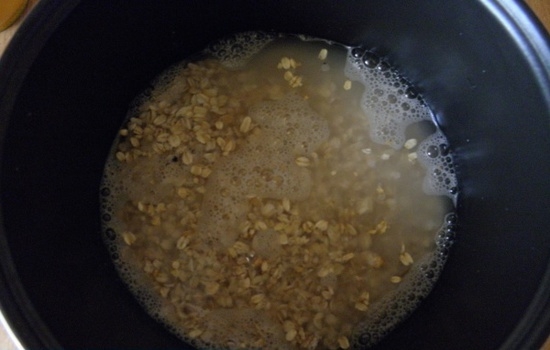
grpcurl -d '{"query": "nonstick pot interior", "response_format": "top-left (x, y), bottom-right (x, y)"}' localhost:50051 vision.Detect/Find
top-left (1, 0), bottom-right (550, 349)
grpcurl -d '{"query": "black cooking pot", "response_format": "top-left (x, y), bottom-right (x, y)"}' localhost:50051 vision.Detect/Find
top-left (1, 0), bottom-right (549, 349)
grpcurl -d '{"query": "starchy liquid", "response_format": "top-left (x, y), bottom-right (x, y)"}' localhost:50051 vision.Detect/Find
top-left (100, 32), bottom-right (458, 350)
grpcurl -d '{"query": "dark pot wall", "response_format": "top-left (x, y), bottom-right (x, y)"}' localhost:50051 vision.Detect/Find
top-left (0, 0), bottom-right (550, 349)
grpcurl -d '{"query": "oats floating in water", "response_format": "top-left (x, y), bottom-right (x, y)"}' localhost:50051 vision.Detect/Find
top-left (101, 32), bottom-right (458, 350)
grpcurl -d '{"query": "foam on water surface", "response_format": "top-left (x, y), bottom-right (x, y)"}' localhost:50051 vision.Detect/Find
top-left (100, 32), bottom-right (459, 349)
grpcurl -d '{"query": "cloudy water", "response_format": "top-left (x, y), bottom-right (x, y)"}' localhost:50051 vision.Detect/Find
top-left (100, 32), bottom-right (458, 349)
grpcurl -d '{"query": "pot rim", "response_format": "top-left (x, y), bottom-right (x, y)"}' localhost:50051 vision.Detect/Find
top-left (0, 1), bottom-right (79, 348)
top-left (478, 1), bottom-right (550, 349)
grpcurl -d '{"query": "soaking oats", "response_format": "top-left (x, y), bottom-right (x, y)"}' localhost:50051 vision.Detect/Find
top-left (101, 32), bottom-right (458, 350)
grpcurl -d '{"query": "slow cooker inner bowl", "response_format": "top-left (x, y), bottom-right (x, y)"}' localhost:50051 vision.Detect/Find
top-left (1, 0), bottom-right (550, 349)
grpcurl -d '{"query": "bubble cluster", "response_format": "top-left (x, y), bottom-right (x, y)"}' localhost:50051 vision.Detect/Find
top-left (198, 93), bottom-right (330, 248)
top-left (344, 49), bottom-right (432, 149)
top-left (196, 309), bottom-right (286, 349)
top-left (345, 47), bottom-right (458, 204)
top-left (417, 131), bottom-right (458, 203)
top-left (206, 31), bottom-right (276, 69)
top-left (250, 93), bottom-right (330, 156)
top-left (104, 153), bottom-right (191, 207)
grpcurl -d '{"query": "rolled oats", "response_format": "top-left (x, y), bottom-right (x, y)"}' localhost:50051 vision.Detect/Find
top-left (104, 39), bottom-right (448, 350)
